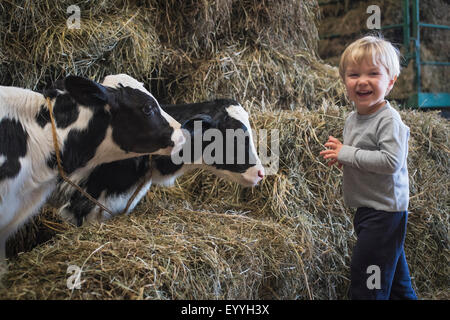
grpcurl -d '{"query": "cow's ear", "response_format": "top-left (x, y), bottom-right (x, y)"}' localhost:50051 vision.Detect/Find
top-left (64, 76), bottom-right (108, 107)
top-left (182, 115), bottom-right (216, 135)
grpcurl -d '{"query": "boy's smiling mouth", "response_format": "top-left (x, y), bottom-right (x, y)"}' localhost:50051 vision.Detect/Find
top-left (356, 90), bottom-right (373, 97)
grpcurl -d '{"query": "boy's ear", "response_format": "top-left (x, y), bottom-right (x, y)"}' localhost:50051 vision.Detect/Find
top-left (391, 75), bottom-right (398, 84)
top-left (386, 75), bottom-right (397, 95)
top-left (64, 76), bottom-right (108, 107)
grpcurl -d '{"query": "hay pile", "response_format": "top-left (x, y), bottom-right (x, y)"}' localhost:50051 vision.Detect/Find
top-left (3, 208), bottom-right (311, 300)
top-left (0, 0), bottom-right (347, 109)
top-left (2, 103), bottom-right (448, 299)
top-left (0, 1), bottom-right (162, 89)
top-left (317, 0), bottom-right (450, 99)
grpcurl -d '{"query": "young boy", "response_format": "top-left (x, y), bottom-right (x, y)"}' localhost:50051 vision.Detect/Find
top-left (320, 35), bottom-right (417, 300)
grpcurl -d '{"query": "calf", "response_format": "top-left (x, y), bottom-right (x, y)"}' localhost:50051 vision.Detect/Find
top-left (0, 75), bottom-right (185, 271)
top-left (53, 93), bottom-right (265, 226)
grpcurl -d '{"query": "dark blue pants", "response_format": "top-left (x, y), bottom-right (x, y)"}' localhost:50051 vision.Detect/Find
top-left (350, 207), bottom-right (417, 300)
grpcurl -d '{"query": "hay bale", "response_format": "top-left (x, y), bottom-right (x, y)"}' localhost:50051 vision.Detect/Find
top-left (153, 0), bottom-right (320, 54)
top-left (151, 0), bottom-right (334, 107)
top-left (1, 0), bottom-right (334, 109)
top-left (5, 206), bottom-right (70, 259)
top-left (2, 104), bottom-right (448, 299)
top-left (160, 45), bottom-right (347, 108)
top-left (2, 208), bottom-right (313, 300)
top-left (0, 1), bottom-right (161, 89)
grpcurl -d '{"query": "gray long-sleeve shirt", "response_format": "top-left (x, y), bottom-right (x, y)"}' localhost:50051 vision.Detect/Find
top-left (337, 102), bottom-right (410, 212)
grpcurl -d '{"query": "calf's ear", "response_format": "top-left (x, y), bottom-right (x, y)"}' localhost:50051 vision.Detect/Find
top-left (64, 76), bottom-right (108, 107)
top-left (182, 115), bottom-right (216, 135)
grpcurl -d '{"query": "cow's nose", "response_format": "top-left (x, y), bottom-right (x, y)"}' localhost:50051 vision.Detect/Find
top-left (258, 170), bottom-right (264, 179)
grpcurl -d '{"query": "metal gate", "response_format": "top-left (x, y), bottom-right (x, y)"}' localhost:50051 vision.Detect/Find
top-left (319, 0), bottom-right (450, 108)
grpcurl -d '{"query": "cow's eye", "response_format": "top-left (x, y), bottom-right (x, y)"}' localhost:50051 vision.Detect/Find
top-left (142, 105), bottom-right (153, 116)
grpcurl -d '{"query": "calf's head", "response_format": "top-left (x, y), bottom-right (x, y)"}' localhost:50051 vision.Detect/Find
top-left (107, 83), bottom-right (177, 155)
top-left (61, 75), bottom-right (184, 156)
top-left (174, 101), bottom-right (265, 187)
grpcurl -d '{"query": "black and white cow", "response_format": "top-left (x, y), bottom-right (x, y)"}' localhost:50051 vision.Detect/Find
top-left (0, 74), bottom-right (185, 272)
top-left (53, 75), bottom-right (264, 226)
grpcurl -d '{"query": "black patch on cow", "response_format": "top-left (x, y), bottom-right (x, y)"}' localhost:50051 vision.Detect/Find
top-left (92, 156), bottom-right (151, 196)
top-left (153, 155), bottom-right (183, 175)
top-left (43, 88), bottom-right (59, 100)
top-left (35, 95), bottom-right (79, 129)
top-left (43, 79), bottom-right (65, 98)
top-left (62, 110), bottom-right (110, 174)
top-left (0, 118), bottom-right (28, 182)
top-left (163, 99), bottom-right (239, 123)
top-left (52, 94), bottom-right (79, 128)
top-left (66, 189), bottom-right (97, 227)
top-left (66, 156), bottom-right (151, 226)
top-left (212, 114), bottom-right (254, 173)
top-left (181, 114), bottom-right (217, 132)
top-left (46, 110), bottom-right (110, 175)
top-left (46, 152), bottom-right (57, 170)
top-left (35, 104), bottom-right (50, 128)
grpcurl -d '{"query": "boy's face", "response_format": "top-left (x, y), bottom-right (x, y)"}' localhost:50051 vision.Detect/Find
top-left (344, 59), bottom-right (397, 115)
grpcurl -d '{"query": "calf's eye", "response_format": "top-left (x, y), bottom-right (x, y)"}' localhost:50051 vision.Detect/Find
top-left (142, 105), bottom-right (153, 115)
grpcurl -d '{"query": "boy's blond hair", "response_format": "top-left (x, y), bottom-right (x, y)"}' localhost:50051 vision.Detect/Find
top-left (339, 36), bottom-right (400, 80)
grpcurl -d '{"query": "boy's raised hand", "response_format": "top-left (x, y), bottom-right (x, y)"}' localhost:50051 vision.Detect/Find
top-left (320, 136), bottom-right (343, 168)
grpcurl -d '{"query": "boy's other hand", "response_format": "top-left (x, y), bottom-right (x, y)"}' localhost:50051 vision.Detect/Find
top-left (320, 136), bottom-right (343, 168)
